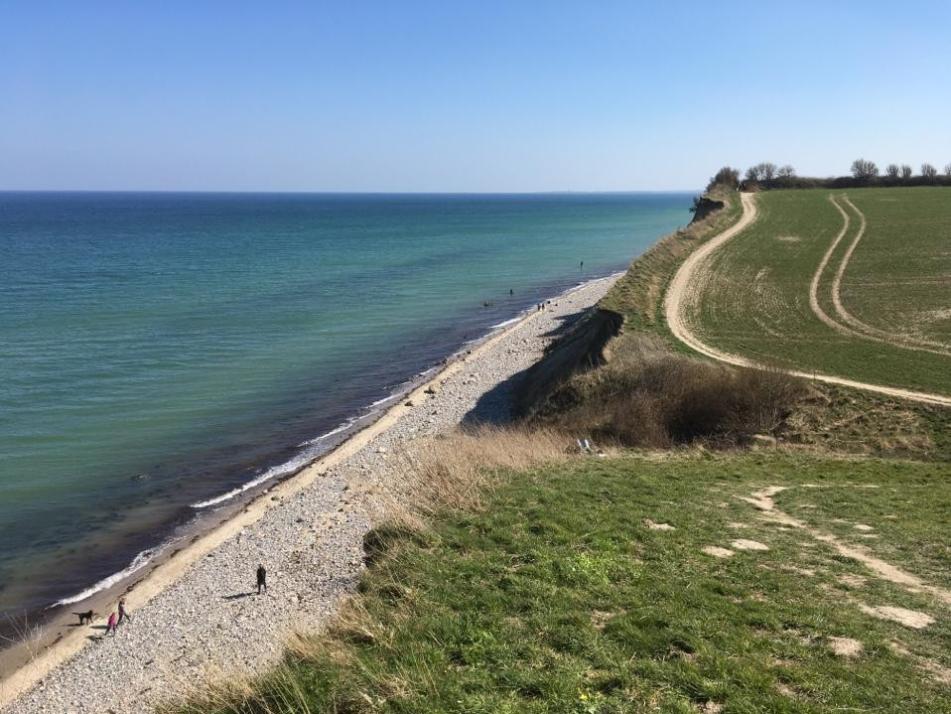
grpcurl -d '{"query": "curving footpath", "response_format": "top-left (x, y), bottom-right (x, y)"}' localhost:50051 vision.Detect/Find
top-left (664, 192), bottom-right (951, 408)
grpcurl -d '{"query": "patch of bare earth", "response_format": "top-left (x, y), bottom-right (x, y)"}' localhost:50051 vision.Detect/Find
top-left (702, 546), bottom-right (734, 559)
top-left (739, 485), bottom-right (951, 606)
top-left (919, 659), bottom-right (951, 686)
top-left (858, 604), bottom-right (935, 629)
top-left (781, 565), bottom-right (816, 577)
top-left (730, 539), bottom-right (769, 551)
top-left (589, 610), bottom-right (616, 631)
top-left (828, 637), bottom-right (863, 658)
top-left (838, 574), bottom-right (867, 588)
top-left (644, 519), bottom-right (675, 531)
top-left (776, 682), bottom-right (799, 699)
top-left (889, 640), bottom-right (951, 685)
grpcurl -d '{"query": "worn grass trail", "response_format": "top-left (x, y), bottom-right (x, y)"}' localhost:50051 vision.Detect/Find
top-left (175, 452), bottom-right (951, 713)
top-left (834, 191), bottom-right (951, 351)
top-left (818, 195), bottom-right (951, 356)
top-left (667, 188), bottom-right (951, 402)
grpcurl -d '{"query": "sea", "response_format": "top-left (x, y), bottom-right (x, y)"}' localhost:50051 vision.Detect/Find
top-left (0, 191), bottom-right (691, 632)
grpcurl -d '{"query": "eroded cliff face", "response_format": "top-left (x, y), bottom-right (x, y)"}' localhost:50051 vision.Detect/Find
top-left (690, 196), bottom-right (725, 223)
top-left (513, 307), bottom-right (622, 418)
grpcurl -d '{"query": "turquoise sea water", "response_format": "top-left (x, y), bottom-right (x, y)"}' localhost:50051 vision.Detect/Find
top-left (0, 191), bottom-right (690, 623)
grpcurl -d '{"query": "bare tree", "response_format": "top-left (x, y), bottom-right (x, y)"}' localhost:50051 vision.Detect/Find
top-left (744, 166), bottom-right (761, 183)
top-left (777, 165), bottom-right (796, 178)
top-left (760, 162), bottom-right (777, 183)
top-left (901, 164), bottom-right (913, 179)
top-left (945, 163), bottom-right (951, 177)
top-left (885, 164), bottom-right (900, 178)
top-left (850, 158), bottom-right (879, 180)
top-left (921, 163), bottom-right (938, 179)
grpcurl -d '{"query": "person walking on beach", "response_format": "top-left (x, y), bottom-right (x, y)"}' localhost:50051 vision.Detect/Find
top-left (117, 598), bottom-right (133, 626)
top-left (106, 611), bottom-right (118, 637)
top-left (256, 564), bottom-right (267, 595)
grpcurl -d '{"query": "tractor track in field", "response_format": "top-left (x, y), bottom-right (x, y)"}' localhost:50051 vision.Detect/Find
top-left (664, 192), bottom-right (951, 408)
top-left (826, 196), bottom-right (951, 356)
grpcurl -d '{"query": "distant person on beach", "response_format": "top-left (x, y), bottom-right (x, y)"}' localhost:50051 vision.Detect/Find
top-left (106, 611), bottom-right (117, 637)
top-left (256, 564), bottom-right (267, 594)
top-left (580, 260), bottom-right (584, 271)
top-left (117, 598), bottom-right (133, 626)
top-left (509, 288), bottom-right (514, 295)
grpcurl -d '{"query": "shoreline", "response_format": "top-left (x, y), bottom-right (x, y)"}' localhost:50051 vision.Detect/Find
top-left (0, 272), bottom-right (621, 712)
top-left (0, 267), bottom-right (622, 649)
top-left (0, 266), bottom-right (627, 627)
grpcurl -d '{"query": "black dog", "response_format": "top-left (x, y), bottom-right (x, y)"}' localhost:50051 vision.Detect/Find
top-left (74, 610), bottom-right (97, 625)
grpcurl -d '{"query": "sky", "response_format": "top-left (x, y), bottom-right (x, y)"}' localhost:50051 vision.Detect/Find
top-left (2, 1), bottom-right (950, 192)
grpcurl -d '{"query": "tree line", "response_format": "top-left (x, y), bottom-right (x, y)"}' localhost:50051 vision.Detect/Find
top-left (705, 160), bottom-right (951, 192)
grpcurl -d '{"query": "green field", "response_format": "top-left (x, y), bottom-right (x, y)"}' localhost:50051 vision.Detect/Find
top-left (842, 190), bottom-right (951, 347)
top-left (687, 188), bottom-right (951, 396)
top-left (176, 452), bottom-right (950, 713)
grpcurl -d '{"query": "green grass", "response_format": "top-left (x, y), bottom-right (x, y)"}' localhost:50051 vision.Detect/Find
top-left (548, 188), bottom-right (951, 461)
top-left (177, 452), bottom-right (951, 714)
top-left (600, 186), bottom-right (742, 340)
top-left (690, 188), bottom-right (951, 396)
top-left (842, 190), bottom-right (951, 345)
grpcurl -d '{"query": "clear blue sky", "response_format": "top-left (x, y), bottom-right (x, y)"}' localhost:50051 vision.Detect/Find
top-left (2, 1), bottom-right (950, 192)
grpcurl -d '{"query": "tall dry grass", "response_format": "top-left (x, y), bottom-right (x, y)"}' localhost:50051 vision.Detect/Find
top-left (392, 425), bottom-right (571, 515)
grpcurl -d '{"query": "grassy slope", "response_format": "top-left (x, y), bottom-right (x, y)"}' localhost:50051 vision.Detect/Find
top-left (600, 187), bottom-right (742, 338)
top-left (178, 454), bottom-right (950, 713)
top-left (691, 188), bottom-right (951, 395)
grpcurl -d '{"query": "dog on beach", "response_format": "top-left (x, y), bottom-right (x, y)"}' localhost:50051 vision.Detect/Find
top-left (74, 610), bottom-right (97, 625)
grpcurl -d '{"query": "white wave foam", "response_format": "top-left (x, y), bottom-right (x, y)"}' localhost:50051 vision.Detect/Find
top-left (491, 316), bottom-right (521, 329)
top-left (190, 453), bottom-right (310, 509)
top-left (51, 548), bottom-right (156, 608)
top-left (297, 418), bottom-right (357, 447)
top-left (369, 392), bottom-right (400, 408)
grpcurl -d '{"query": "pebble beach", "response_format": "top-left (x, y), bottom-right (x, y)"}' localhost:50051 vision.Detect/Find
top-left (1, 274), bottom-right (618, 714)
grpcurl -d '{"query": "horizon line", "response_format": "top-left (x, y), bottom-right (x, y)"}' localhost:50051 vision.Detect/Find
top-left (0, 187), bottom-right (699, 196)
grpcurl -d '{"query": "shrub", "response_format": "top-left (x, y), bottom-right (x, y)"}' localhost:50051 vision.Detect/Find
top-left (531, 335), bottom-right (805, 448)
top-left (706, 166), bottom-right (740, 191)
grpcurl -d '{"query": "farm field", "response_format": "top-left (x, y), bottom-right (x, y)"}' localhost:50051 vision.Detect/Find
top-left (841, 190), bottom-right (951, 348)
top-left (682, 188), bottom-right (951, 397)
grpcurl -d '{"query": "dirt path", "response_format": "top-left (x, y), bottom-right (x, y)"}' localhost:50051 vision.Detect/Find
top-left (739, 485), bottom-right (951, 607)
top-left (664, 192), bottom-right (951, 408)
top-left (809, 195), bottom-right (867, 340)
top-left (829, 196), bottom-right (951, 356)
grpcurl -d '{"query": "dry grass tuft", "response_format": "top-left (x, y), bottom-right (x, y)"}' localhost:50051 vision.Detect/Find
top-left (388, 425), bottom-right (572, 518)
